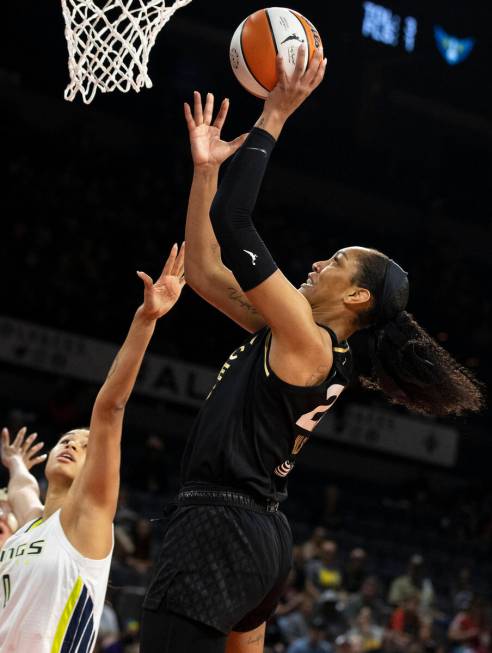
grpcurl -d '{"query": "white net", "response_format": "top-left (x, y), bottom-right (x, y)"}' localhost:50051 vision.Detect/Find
top-left (61, 0), bottom-right (192, 104)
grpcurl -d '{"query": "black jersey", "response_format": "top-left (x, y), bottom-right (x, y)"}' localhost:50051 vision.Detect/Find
top-left (180, 326), bottom-right (353, 502)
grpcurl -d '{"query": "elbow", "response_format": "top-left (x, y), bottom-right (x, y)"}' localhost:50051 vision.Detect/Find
top-left (184, 260), bottom-right (201, 289)
top-left (94, 395), bottom-right (128, 416)
top-left (185, 257), bottom-right (222, 293)
top-left (184, 264), bottom-right (206, 295)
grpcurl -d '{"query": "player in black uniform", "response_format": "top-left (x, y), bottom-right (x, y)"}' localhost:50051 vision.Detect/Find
top-left (141, 47), bottom-right (482, 653)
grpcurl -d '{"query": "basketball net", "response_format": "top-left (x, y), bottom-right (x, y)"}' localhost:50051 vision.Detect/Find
top-left (61, 0), bottom-right (192, 104)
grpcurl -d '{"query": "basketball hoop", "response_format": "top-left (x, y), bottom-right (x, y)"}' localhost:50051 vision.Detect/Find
top-left (61, 0), bottom-right (192, 104)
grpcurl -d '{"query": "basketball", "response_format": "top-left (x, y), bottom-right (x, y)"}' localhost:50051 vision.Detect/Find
top-left (229, 7), bottom-right (322, 99)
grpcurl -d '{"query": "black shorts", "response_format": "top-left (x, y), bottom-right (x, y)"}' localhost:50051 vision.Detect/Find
top-left (142, 500), bottom-right (292, 635)
top-left (140, 606), bottom-right (227, 653)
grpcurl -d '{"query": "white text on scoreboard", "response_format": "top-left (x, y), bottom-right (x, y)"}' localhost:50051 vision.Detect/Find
top-left (362, 2), bottom-right (418, 53)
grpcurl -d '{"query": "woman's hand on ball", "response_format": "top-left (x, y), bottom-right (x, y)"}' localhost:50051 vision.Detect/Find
top-left (184, 92), bottom-right (248, 169)
top-left (258, 46), bottom-right (327, 138)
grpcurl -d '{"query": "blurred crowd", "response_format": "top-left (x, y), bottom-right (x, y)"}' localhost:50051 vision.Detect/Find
top-left (1, 398), bottom-right (491, 652)
top-left (83, 481), bottom-right (491, 653)
top-left (263, 536), bottom-right (490, 653)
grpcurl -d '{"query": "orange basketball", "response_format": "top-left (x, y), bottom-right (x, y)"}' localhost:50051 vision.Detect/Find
top-left (230, 7), bottom-right (322, 99)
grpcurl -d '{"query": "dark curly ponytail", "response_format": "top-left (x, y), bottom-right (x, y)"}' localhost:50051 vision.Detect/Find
top-left (354, 250), bottom-right (484, 416)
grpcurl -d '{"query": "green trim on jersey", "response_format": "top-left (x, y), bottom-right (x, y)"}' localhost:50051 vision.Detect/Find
top-left (50, 576), bottom-right (83, 653)
top-left (24, 518), bottom-right (44, 532)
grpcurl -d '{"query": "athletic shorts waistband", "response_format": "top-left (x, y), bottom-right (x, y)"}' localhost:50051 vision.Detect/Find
top-left (177, 488), bottom-right (279, 513)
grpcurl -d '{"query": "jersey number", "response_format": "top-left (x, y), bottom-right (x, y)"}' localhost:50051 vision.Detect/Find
top-left (295, 384), bottom-right (345, 432)
top-left (2, 574), bottom-right (10, 608)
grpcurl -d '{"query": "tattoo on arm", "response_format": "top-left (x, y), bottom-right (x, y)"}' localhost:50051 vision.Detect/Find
top-left (246, 634), bottom-right (263, 646)
top-left (227, 287), bottom-right (259, 314)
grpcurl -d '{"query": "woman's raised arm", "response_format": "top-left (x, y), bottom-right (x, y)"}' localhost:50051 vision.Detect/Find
top-left (61, 244), bottom-right (185, 558)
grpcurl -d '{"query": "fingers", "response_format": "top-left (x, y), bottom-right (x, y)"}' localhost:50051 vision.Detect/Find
top-left (213, 98), bottom-right (229, 131)
top-left (30, 454), bottom-right (48, 468)
top-left (275, 54), bottom-right (288, 86)
top-left (302, 47), bottom-right (326, 88)
top-left (171, 242), bottom-right (185, 279)
top-left (27, 441), bottom-right (44, 457)
top-left (292, 44), bottom-right (307, 81)
top-left (203, 92), bottom-right (214, 125)
top-left (13, 426), bottom-right (27, 448)
top-left (22, 432), bottom-right (38, 454)
top-left (25, 441), bottom-right (45, 468)
top-left (1, 427), bottom-right (9, 449)
top-left (311, 56), bottom-right (327, 90)
top-left (193, 91), bottom-right (204, 125)
top-left (162, 242), bottom-right (179, 277)
top-left (229, 133), bottom-right (249, 155)
top-left (136, 270), bottom-right (154, 289)
top-left (141, 242), bottom-right (185, 290)
top-left (183, 102), bottom-right (195, 130)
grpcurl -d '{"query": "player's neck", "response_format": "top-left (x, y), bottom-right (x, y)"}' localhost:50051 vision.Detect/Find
top-left (312, 308), bottom-right (356, 342)
top-left (43, 482), bottom-right (71, 519)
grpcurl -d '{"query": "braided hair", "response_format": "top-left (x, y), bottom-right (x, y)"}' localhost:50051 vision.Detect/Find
top-left (354, 250), bottom-right (484, 416)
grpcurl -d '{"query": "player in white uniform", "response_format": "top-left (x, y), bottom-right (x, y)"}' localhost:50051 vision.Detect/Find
top-left (0, 243), bottom-right (185, 652)
top-left (0, 426), bottom-right (48, 548)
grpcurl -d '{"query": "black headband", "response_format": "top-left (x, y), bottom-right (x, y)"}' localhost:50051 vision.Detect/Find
top-left (379, 258), bottom-right (409, 323)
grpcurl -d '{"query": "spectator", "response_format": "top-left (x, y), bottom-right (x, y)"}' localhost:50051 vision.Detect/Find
top-left (288, 617), bottom-right (333, 653)
top-left (386, 594), bottom-right (422, 653)
top-left (277, 594), bottom-right (315, 644)
top-left (335, 635), bottom-right (354, 653)
top-left (303, 527), bottom-right (329, 561)
top-left (389, 594), bottom-right (421, 637)
top-left (344, 548), bottom-right (369, 594)
top-left (316, 591), bottom-right (348, 642)
top-left (448, 596), bottom-right (490, 653)
top-left (307, 540), bottom-right (343, 601)
top-left (451, 568), bottom-right (475, 613)
top-left (418, 619), bottom-right (440, 653)
top-left (388, 555), bottom-right (435, 614)
top-left (344, 576), bottom-right (389, 627)
top-left (292, 545), bottom-right (308, 591)
top-left (346, 607), bottom-right (384, 653)
top-left (126, 518), bottom-right (153, 577)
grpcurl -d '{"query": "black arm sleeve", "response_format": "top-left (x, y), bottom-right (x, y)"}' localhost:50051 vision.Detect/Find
top-left (210, 127), bottom-right (279, 292)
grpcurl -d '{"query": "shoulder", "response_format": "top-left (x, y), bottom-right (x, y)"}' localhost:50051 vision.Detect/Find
top-left (59, 500), bottom-right (114, 560)
top-left (269, 325), bottom-right (333, 386)
top-left (16, 506), bottom-right (44, 529)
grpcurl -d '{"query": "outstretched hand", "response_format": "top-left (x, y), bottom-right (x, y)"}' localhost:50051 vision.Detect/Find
top-left (184, 91), bottom-right (248, 168)
top-left (137, 242), bottom-right (186, 320)
top-left (1, 427), bottom-right (46, 471)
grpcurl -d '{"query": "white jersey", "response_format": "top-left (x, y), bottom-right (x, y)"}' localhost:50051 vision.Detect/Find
top-left (0, 509), bottom-right (112, 652)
